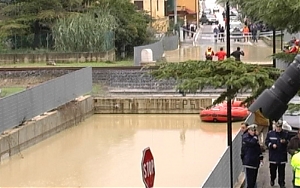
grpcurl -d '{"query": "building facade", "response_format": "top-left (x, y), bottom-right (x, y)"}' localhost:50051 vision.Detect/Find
top-left (131, 0), bottom-right (168, 18)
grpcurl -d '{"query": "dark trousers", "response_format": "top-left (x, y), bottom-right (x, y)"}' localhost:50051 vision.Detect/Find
top-left (270, 163), bottom-right (286, 186)
top-left (246, 167), bottom-right (258, 188)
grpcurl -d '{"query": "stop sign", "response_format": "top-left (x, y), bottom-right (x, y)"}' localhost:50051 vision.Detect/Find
top-left (141, 147), bottom-right (155, 188)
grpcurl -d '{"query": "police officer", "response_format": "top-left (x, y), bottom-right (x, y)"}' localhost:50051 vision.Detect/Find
top-left (242, 124), bottom-right (263, 188)
top-left (265, 120), bottom-right (289, 188)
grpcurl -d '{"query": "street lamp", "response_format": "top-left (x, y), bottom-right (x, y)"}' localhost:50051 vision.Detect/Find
top-left (225, 1), bottom-right (233, 188)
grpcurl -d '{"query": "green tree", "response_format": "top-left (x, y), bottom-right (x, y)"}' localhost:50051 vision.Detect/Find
top-left (0, 0), bottom-right (85, 49)
top-left (217, 0), bottom-right (300, 32)
top-left (150, 59), bottom-right (281, 105)
top-left (95, 0), bottom-right (152, 57)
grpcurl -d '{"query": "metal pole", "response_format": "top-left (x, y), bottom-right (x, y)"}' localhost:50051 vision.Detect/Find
top-left (174, 0), bottom-right (177, 25)
top-left (150, 0), bottom-right (153, 26)
top-left (226, 2), bottom-right (233, 188)
top-left (280, 30), bottom-right (283, 50)
top-left (273, 28), bottom-right (276, 67)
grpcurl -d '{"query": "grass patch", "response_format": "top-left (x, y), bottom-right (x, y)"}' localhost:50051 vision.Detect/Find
top-left (1, 87), bottom-right (25, 97)
top-left (0, 60), bottom-right (134, 68)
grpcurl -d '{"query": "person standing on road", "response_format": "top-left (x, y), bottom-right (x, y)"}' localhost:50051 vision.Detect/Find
top-left (288, 129), bottom-right (300, 186)
top-left (265, 120), bottom-right (289, 188)
top-left (213, 26), bottom-right (219, 43)
top-left (231, 47), bottom-right (245, 61)
top-left (291, 150), bottom-right (300, 188)
top-left (242, 124), bottom-right (263, 188)
top-left (215, 47), bottom-right (226, 61)
top-left (288, 129), bottom-right (300, 156)
top-left (205, 47), bottom-right (214, 61)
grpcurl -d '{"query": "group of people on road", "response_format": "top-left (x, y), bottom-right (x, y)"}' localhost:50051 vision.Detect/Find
top-left (241, 120), bottom-right (300, 188)
top-left (204, 46), bottom-right (244, 61)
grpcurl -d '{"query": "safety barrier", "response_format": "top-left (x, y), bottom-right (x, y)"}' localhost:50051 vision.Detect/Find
top-left (0, 67), bottom-right (93, 134)
top-left (182, 27), bottom-right (282, 40)
top-left (201, 131), bottom-right (243, 187)
top-left (133, 34), bottom-right (179, 66)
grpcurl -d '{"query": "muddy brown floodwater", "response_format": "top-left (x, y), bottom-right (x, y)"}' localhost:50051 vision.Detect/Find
top-left (0, 114), bottom-right (241, 187)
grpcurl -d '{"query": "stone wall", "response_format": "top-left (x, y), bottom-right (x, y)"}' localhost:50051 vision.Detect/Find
top-left (0, 96), bottom-right (93, 161)
top-left (0, 49), bottom-right (115, 64)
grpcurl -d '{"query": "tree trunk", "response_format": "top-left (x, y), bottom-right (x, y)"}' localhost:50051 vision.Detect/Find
top-left (32, 20), bottom-right (41, 50)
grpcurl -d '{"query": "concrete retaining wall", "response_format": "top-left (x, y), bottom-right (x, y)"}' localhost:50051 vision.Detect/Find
top-left (94, 97), bottom-right (246, 114)
top-left (0, 95), bottom-right (94, 161)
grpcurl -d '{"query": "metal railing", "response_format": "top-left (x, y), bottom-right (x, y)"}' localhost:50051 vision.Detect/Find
top-left (0, 67), bottom-right (92, 134)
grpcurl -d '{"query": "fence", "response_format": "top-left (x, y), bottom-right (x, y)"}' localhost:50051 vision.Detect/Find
top-left (201, 131), bottom-right (243, 187)
top-left (0, 67), bottom-right (92, 134)
top-left (134, 34), bottom-right (179, 66)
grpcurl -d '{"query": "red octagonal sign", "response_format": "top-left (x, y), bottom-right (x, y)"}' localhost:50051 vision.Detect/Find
top-left (141, 147), bottom-right (155, 188)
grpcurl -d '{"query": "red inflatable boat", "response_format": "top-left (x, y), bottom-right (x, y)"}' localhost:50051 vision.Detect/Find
top-left (200, 101), bottom-right (249, 122)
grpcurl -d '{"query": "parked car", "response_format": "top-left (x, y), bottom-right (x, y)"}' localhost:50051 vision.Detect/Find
top-left (200, 14), bottom-right (219, 25)
top-left (229, 10), bottom-right (240, 21)
top-left (213, 6), bottom-right (219, 13)
top-left (229, 21), bottom-right (243, 33)
top-left (282, 97), bottom-right (300, 138)
top-left (203, 8), bottom-right (211, 15)
top-left (282, 109), bottom-right (300, 138)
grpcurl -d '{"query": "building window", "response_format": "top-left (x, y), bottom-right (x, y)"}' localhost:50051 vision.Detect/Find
top-left (157, 0), bottom-right (159, 11)
top-left (134, 1), bottom-right (143, 10)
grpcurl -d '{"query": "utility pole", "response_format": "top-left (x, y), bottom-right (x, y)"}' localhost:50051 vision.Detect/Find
top-left (150, 0), bottom-right (153, 26)
top-left (196, 0), bottom-right (199, 28)
top-left (226, 1), bottom-right (233, 188)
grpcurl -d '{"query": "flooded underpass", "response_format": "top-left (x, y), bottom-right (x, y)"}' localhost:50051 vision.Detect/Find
top-left (0, 114), bottom-right (241, 187)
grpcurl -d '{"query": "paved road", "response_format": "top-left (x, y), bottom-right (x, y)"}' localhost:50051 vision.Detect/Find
top-left (256, 152), bottom-right (293, 188)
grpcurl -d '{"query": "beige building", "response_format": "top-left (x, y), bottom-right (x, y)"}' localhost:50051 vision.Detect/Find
top-left (131, 0), bottom-right (169, 32)
top-left (131, 0), bottom-right (167, 18)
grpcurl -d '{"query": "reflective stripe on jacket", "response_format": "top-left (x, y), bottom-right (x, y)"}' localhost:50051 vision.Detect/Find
top-left (265, 130), bottom-right (289, 163)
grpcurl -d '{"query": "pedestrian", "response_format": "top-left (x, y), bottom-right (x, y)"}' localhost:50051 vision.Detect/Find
top-left (213, 26), bottom-right (219, 43)
top-left (291, 149), bottom-right (300, 188)
top-left (251, 25), bottom-right (258, 43)
top-left (265, 120), bottom-right (289, 188)
top-left (288, 129), bottom-right (300, 186)
top-left (242, 124), bottom-right (263, 188)
top-left (288, 129), bottom-right (300, 156)
top-left (205, 47), bottom-right (214, 61)
top-left (231, 47), bottom-right (245, 61)
top-left (215, 47), bottom-right (226, 61)
top-left (243, 25), bottom-right (250, 42)
top-left (219, 26), bottom-right (225, 42)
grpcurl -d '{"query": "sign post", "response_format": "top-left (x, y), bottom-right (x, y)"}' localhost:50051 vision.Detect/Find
top-left (141, 147), bottom-right (155, 188)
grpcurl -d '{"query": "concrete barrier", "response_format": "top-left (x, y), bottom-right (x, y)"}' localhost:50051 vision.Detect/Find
top-left (93, 97), bottom-right (247, 114)
top-left (0, 95), bottom-right (94, 161)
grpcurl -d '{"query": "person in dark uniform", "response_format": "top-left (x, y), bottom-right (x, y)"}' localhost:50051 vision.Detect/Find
top-left (265, 120), bottom-right (289, 188)
top-left (242, 124), bottom-right (263, 188)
